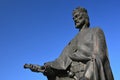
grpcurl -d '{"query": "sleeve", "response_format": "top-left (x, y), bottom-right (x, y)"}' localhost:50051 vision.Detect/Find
top-left (44, 45), bottom-right (72, 70)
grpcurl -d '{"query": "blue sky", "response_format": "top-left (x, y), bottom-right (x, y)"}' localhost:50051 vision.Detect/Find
top-left (0, 0), bottom-right (120, 80)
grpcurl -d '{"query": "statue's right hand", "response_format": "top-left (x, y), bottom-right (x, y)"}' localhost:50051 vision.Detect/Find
top-left (24, 64), bottom-right (45, 72)
top-left (44, 62), bottom-right (52, 67)
top-left (43, 65), bottom-right (55, 76)
top-left (29, 64), bottom-right (45, 73)
top-left (29, 64), bottom-right (38, 72)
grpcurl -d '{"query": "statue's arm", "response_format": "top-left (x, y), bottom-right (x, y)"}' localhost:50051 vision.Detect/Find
top-left (24, 64), bottom-right (45, 73)
top-left (44, 44), bottom-right (72, 70)
top-left (24, 63), bottom-right (56, 77)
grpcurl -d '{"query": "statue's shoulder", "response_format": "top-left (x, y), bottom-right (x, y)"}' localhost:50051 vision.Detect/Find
top-left (77, 27), bottom-right (104, 37)
top-left (91, 27), bottom-right (104, 34)
top-left (90, 27), bottom-right (105, 39)
top-left (91, 27), bottom-right (103, 31)
top-left (82, 27), bottom-right (103, 32)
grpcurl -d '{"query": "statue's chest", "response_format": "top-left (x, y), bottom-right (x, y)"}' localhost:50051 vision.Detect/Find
top-left (68, 30), bottom-right (93, 54)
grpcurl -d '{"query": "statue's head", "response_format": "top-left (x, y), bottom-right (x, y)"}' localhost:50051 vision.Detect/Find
top-left (72, 7), bottom-right (90, 29)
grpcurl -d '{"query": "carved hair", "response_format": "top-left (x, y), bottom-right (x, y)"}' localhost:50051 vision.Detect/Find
top-left (72, 7), bottom-right (90, 27)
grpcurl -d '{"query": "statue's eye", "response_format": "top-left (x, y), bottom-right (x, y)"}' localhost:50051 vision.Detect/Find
top-left (73, 14), bottom-right (80, 20)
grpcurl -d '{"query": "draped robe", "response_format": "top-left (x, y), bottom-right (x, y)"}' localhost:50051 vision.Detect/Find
top-left (45, 27), bottom-right (114, 80)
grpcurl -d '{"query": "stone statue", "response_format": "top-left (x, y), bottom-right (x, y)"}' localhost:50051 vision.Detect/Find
top-left (24, 7), bottom-right (114, 80)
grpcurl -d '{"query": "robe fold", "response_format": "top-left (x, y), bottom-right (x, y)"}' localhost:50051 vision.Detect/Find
top-left (45, 27), bottom-right (114, 80)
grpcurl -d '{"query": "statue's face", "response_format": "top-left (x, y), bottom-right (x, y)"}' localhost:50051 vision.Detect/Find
top-left (73, 12), bottom-right (86, 29)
